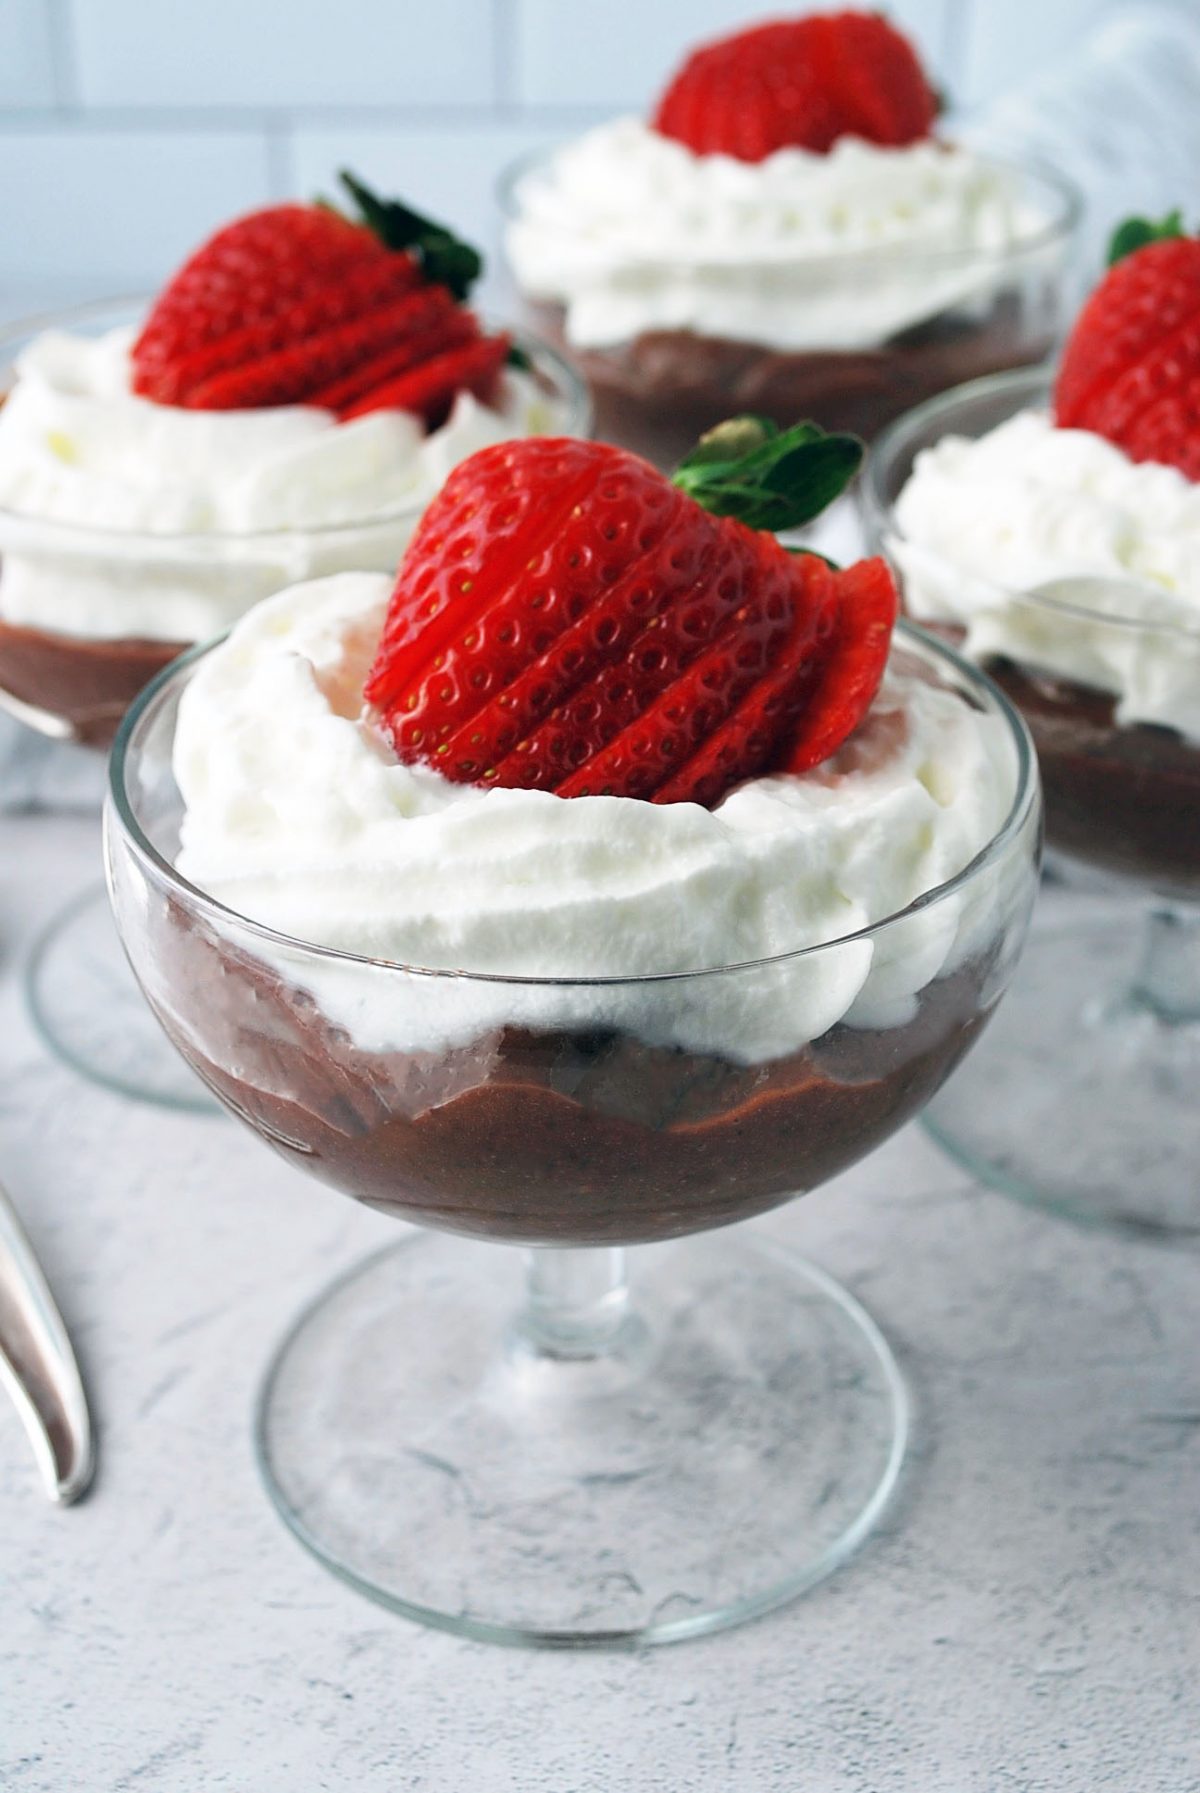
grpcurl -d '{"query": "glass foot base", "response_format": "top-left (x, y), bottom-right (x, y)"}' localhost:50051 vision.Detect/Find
top-left (25, 882), bottom-right (214, 1112)
top-left (256, 1231), bottom-right (908, 1649)
top-left (925, 912), bottom-right (1200, 1241)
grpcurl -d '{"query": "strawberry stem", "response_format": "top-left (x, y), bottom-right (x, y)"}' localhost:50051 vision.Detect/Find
top-left (1107, 210), bottom-right (1187, 266)
top-left (337, 169), bottom-right (483, 300)
top-left (671, 416), bottom-right (863, 533)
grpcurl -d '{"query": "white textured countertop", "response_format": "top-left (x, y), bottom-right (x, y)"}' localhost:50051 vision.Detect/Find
top-left (1, 812), bottom-right (1197, 1792)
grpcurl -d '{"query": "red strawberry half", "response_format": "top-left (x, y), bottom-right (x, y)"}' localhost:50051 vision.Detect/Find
top-left (1055, 212), bottom-right (1200, 481)
top-left (131, 171), bottom-right (509, 427)
top-left (364, 417), bottom-right (898, 810)
top-left (653, 10), bottom-right (937, 163)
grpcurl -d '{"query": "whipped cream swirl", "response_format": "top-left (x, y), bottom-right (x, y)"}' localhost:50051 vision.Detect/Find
top-left (0, 326), bottom-right (563, 644)
top-left (891, 408), bottom-right (1200, 740)
top-left (506, 120), bottom-right (1042, 352)
top-left (169, 572), bottom-right (1020, 1065)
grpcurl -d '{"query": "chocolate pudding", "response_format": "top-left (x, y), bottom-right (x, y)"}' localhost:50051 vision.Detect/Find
top-left (141, 902), bottom-right (997, 1246)
top-left (908, 617), bottom-right (1200, 895)
top-left (0, 615), bottom-right (183, 747)
top-left (984, 658), bottom-right (1200, 895)
top-left (532, 296), bottom-right (1047, 469)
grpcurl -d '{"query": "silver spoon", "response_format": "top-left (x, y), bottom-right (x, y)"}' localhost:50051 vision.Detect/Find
top-left (0, 1177), bottom-right (94, 1505)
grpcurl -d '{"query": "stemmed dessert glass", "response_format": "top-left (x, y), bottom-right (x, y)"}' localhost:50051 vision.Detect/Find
top-left (0, 298), bottom-right (588, 1108)
top-left (498, 150), bottom-right (1080, 468)
top-left (862, 366), bottom-right (1200, 1239)
top-left (104, 621), bottom-right (1040, 1646)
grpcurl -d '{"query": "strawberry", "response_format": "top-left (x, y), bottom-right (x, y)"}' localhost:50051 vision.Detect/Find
top-left (653, 11), bottom-right (937, 163)
top-left (364, 417), bottom-right (898, 809)
top-left (1054, 212), bottom-right (1200, 481)
top-left (131, 170), bottom-right (510, 427)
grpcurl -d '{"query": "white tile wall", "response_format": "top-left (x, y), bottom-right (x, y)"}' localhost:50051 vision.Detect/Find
top-left (290, 123), bottom-right (563, 285)
top-left (0, 0), bottom-right (57, 110)
top-left (69, 0), bottom-right (498, 109)
top-left (0, 0), bottom-right (1168, 290)
top-left (0, 128), bottom-right (273, 282)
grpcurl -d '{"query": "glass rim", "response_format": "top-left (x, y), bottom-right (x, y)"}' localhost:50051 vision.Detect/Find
top-left (862, 363), bottom-right (1200, 643)
top-left (496, 140), bottom-right (1083, 269)
top-left (106, 616), bottom-right (1039, 990)
top-left (0, 297), bottom-right (592, 546)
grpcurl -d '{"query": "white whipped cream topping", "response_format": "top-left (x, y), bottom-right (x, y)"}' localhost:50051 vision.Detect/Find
top-left (506, 120), bottom-right (1041, 352)
top-left (167, 572), bottom-right (1019, 1065)
top-left (0, 326), bottom-right (562, 643)
top-left (891, 408), bottom-right (1200, 739)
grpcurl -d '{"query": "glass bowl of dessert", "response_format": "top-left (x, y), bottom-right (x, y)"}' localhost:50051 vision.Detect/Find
top-left (0, 303), bottom-right (585, 749)
top-left (0, 176), bottom-right (589, 1108)
top-left (105, 422), bottom-right (1040, 1645)
top-left (861, 214), bottom-right (1200, 1236)
top-left (500, 9), bottom-right (1081, 469)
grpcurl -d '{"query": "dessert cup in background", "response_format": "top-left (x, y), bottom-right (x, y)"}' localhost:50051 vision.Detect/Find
top-left (863, 366), bottom-right (1200, 1238)
top-left (104, 616), bottom-right (1039, 1645)
top-left (501, 126), bottom-right (1079, 468)
top-left (0, 300), bottom-right (586, 749)
top-left (0, 299), bottom-right (589, 1107)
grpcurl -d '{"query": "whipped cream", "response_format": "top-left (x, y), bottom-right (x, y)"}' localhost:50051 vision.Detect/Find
top-left (166, 572), bottom-right (1021, 1066)
top-left (506, 120), bottom-right (1044, 352)
top-left (0, 326), bottom-right (564, 644)
top-left (891, 407), bottom-right (1200, 740)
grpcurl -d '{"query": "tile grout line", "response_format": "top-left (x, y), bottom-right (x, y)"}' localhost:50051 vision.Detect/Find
top-left (941, 0), bottom-right (977, 102)
top-left (493, 0), bottom-right (517, 111)
top-left (45, 0), bottom-right (80, 113)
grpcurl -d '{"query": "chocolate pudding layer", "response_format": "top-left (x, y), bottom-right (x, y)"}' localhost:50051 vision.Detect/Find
top-left (532, 297), bottom-right (1046, 469)
top-left (985, 658), bottom-right (1200, 895)
top-left (0, 616), bottom-right (183, 747)
top-left (908, 617), bottom-right (1200, 893)
top-left (145, 903), bottom-right (996, 1246)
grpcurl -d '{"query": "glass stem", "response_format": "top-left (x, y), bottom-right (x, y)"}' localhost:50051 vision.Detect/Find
top-left (1128, 904), bottom-right (1200, 1025)
top-left (517, 1247), bottom-right (633, 1360)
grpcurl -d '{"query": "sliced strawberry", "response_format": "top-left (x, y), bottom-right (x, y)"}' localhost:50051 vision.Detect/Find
top-left (557, 543), bottom-right (814, 800)
top-left (179, 291), bottom-right (464, 411)
top-left (651, 557), bottom-right (838, 807)
top-left (1073, 311), bottom-right (1200, 445)
top-left (1120, 375), bottom-right (1200, 481)
top-left (138, 256), bottom-right (425, 404)
top-left (308, 312), bottom-right (476, 413)
top-left (365, 422), bottom-right (885, 812)
top-left (817, 12), bottom-right (937, 148)
top-left (131, 172), bottom-right (507, 426)
top-left (653, 11), bottom-right (936, 163)
top-left (338, 334), bottom-right (509, 426)
top-left (780, 557), bottom-right (897, 774)
top-left (364, 438), bottom-right (609, 718)
top-left (387, 481), bottom-right (700, 771)
top-left (1054, 221), bottom-right (1200, 478)
top-left (490, 526), bottom-right (757, 790)
top-left (133, 204), bottom-right (392, 386)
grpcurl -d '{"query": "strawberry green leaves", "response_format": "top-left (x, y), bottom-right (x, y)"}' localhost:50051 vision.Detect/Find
top-left (1107, 210), bottom-right (1188, 267)
top-left (338, 170), bottom-right (483, 300)
top-left (670, 416), bottom-right (863, 534)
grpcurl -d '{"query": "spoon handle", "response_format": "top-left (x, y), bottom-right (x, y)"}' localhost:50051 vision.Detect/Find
top-left (0, 1180), bottom-right (94, 1505)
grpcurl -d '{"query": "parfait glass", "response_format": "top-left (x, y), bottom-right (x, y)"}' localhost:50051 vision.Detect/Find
top-left (863, 366), bottom-right (1200, 1239)
top-left (0, 298), bottom-right (588, 1107)
top-left (104, 622), bottom-right (1039, 1647)
top-left (498, 149), bottom-right (1080, 469)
